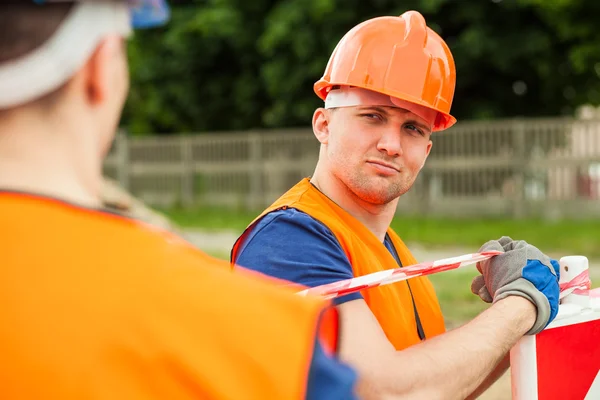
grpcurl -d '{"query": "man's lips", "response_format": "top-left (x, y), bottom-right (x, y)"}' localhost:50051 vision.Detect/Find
top-left (366, 159), bottom-right (400, 173)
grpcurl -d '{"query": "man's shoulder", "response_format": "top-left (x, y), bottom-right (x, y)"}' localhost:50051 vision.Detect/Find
top-left (250, 207), bottom-right (335, 241)
top-left (235, 208), bottom-right (361, 305)
top-left (258, 207), bottom-right (323, 225)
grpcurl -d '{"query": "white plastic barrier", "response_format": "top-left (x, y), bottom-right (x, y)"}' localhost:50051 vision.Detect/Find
top-left (511, 256), bottom-right (600, 399)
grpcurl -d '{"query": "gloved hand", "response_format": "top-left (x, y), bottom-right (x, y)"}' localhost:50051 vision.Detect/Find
top-left (471, 236), bottom-right (560, 335)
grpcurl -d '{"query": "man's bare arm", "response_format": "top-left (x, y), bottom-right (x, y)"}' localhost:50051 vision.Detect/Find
top-left (338, 297), bottom-right (535, 400)
top-left (465, 353), bottom-right (510, 400)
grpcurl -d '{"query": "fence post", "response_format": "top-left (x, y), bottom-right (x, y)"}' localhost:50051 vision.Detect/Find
top-left (512, 119), bottom-right (527, 218)
top-left (181, 136), bottom-right (194, 207)
top-left (248, 132), bottom-right (263, 210)
top-left (116, 130), bottom-right (129, 191)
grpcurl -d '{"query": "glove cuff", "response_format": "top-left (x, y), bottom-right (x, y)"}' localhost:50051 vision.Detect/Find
top-left (493, 279), bottom-right (551, 335)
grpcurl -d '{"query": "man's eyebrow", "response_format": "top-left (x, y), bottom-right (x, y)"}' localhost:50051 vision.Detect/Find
top-left (358, 106), bottom-right (432, 132)
top-left (356, 105), bottom-right (391, 115)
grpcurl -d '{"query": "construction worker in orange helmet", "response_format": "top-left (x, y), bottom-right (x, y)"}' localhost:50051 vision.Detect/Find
top-left (232, 10), bottom-right (560, 399)
top-left (0, 1), bottom-right (361, 399)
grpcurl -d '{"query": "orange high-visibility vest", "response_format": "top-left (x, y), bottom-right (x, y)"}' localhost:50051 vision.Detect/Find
top-left (232, 178), bottom-right (445, 350)
top-left (0, 191), bottom-right (338, 399)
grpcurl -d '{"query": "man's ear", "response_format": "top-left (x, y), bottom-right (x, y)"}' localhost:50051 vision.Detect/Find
top-left (312, 108), bottom-right (332, 145)
top-left (422, 139), bottom-right (433, 169)
top-left (81, 35), bottom-right (123, 105)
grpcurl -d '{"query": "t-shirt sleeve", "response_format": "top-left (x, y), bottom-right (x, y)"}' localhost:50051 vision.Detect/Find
top-left (305, 337), bottom-right (358, 400)
top-left (234, 208), bottom-right (362, 305)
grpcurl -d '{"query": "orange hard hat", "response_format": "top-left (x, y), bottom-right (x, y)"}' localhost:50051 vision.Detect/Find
top-left (314, 11), bottom-right (456, 131)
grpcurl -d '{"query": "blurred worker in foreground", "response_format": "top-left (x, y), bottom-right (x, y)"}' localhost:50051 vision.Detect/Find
top-left (0, 1), bottom-right (359, 398)
top-left (232, 11), bottom-right (561, 399)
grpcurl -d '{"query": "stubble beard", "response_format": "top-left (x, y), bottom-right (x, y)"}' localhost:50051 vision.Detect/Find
top-left (343, 168), bottom-right (416, 206)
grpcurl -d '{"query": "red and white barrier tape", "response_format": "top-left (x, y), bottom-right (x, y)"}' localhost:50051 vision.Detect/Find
top-left (297, 251), bottom-right (501, 300)
top-left (560, 270), bottom-right (600, 299)
top-left (298, 251), bottom-right (599, 301)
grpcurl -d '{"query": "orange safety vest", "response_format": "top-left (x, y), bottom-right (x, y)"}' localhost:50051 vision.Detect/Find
top-left (232, 178), bottom-right (445, 350)
top-left (0, 191), bottom-right (339, 400)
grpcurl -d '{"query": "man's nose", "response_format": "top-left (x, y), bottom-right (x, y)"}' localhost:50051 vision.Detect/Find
top-left (376, 128), bottom-right (403, 157)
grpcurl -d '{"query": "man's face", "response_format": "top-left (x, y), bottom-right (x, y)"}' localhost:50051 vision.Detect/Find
top-left (321, 105), bottom-right (433, 205)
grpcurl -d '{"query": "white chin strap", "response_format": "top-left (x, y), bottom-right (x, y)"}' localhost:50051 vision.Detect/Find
top-left (324, 86), bottom-right (438, 129)
top-left (0, 2), bottom-right (131, 109)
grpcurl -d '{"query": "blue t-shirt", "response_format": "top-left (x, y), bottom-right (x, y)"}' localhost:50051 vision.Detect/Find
top-left (306, 338), bottom-right (357, 399)
top-left (235, 208), bottom-right (403, 305)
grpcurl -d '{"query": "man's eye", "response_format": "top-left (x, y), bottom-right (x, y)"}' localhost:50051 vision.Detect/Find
top-left (405, 124), bottom-right (424, 136)
top-left (362, 113), bottom-right (383, 121)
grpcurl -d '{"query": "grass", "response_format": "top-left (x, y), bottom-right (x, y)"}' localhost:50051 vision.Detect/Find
top-left (428, 268), bottom-right (489, 324)
top-left (164, 206), bottom-right (258, 232)
top-left (164, 206), bottom-right (600, 259)
top-left (389, 217), bottom-right (600, 260)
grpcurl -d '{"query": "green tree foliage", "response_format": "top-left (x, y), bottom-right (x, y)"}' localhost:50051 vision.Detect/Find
top-left (121, 0), bottom-right (600, 135)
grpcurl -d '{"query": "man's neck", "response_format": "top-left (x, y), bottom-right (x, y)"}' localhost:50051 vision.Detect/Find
top-left (310, 168), bottom-right (397, 242)
top-left (0, 112), bottom-right (102, 208)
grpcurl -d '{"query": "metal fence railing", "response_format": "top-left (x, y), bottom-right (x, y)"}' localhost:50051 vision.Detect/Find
top-left (104, 117), bottom-right (600, 219)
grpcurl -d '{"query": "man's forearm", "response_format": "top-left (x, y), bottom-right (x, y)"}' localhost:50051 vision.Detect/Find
top-left (370, 297), bottom-right (535, 399)
top-left (465, 353), bottom-right (510, 400)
